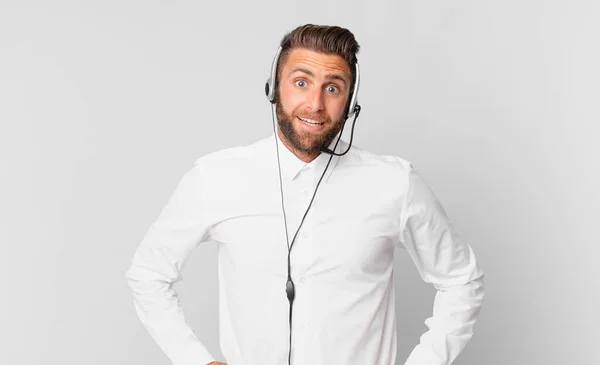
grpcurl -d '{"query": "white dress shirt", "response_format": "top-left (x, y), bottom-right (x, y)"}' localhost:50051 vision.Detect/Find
top-left (126, 131), bottom-right (485, 365)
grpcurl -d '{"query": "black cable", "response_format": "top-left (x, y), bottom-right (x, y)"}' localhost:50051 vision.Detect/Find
top-left (320, 105), bottom-right (361, 156)
top-left (271, 104), bottom-right (360, 365)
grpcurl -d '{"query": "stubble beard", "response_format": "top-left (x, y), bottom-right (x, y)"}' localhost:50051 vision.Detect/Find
top-left (275, 102), bottom-right (344, 156)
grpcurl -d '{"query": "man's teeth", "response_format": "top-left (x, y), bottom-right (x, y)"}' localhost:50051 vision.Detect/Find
top-left (299, 117), bottom-right (324, 125)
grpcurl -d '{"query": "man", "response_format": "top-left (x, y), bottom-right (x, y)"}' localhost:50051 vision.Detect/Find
top-left (126, 24), bottom-right (485, 365)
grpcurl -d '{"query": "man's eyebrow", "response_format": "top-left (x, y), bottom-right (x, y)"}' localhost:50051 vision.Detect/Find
top-left (288, 67), bottom-right (315, 78)
top-left (326, 73), bottom-right (348, 87)
top-left (288, 67), bottom-right (348, 87)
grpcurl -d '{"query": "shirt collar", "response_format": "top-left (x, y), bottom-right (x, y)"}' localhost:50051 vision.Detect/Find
top-left (272, 129), bottom-right (344, 182)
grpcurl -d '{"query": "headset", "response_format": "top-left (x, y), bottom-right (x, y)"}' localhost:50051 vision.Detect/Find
top-left (265, 43), bottom-right (362, 365)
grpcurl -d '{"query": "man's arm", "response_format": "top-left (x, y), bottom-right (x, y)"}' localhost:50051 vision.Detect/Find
top-left (398, 165), bottom-right (486, 365)
top-left (125, 160), bottom-right (217, 365)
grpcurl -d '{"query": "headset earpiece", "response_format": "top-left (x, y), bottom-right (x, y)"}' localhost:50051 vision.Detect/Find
top-left (265, 47), bottom-right (283, 104)
top-left (345, 62), bottom-right (360, 119)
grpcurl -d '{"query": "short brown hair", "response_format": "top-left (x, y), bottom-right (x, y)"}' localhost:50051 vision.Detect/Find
top-left (276, 24), bottom-right (360, 101)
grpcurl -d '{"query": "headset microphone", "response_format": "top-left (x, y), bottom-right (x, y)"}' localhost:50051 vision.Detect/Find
top-left (320, 104), bottom-right (362, 156)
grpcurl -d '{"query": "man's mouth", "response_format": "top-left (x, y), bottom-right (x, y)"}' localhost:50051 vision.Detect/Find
top-left (297, 116), bottom-right (325, 126)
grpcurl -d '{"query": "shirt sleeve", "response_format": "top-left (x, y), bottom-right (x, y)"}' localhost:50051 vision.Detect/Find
top-left (398, 165), bottom-right (486, 365)
top-left (125, 160), bottom-right (217, 365)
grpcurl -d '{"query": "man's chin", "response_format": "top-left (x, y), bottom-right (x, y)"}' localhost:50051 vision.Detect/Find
top-left (284, 132), bottom-right (321, 153)
top-left (291, 139), bottom-right (321, 154)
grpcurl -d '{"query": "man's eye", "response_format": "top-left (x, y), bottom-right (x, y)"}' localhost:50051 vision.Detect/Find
top-left (295, 80), bottom-right (307, 88)
top-left (326, 85), bottom-right (339, 93)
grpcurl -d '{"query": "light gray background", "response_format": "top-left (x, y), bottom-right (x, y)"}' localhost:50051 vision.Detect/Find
top-left (1, 1), bottom-right (598, 364)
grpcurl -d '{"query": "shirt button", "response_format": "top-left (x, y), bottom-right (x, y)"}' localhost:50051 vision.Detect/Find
top-left (299, 276), bottom-right (306, 283)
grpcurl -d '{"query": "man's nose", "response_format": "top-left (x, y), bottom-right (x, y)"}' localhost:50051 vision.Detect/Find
top-left (306, 87), bottom-right (325, 112)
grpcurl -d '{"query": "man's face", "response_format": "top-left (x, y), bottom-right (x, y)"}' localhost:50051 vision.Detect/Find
top-left (276, 48), bottom-right (352, 158)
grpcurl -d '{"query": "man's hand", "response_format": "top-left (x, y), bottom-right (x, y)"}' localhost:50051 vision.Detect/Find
top-left (207, 362), bottom-right (226, 365)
